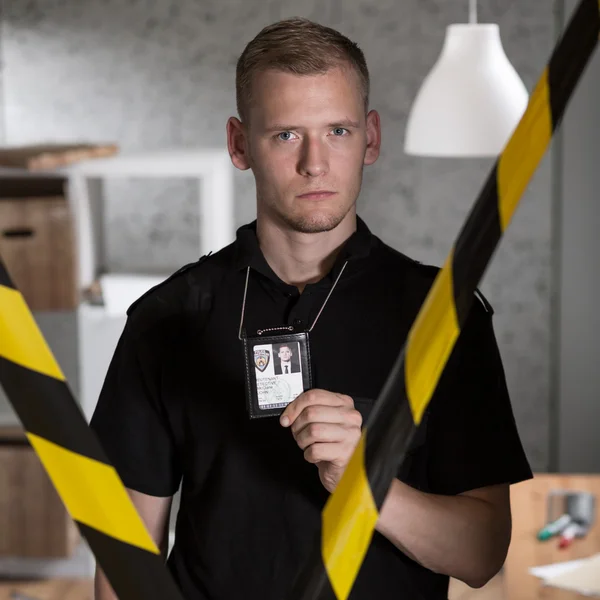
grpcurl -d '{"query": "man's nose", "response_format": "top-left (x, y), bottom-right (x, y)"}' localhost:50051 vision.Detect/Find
top-left (298, 137), bottom-right (329, 177)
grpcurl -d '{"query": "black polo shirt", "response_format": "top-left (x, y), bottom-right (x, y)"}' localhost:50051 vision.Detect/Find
top-left (90, 216), bottom-right (532, 600)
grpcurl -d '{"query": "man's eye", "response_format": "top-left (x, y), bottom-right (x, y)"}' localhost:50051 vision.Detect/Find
top-left (332, 128), bottom-right (348, 136)
top-left (277, 132), bottom-right (294, 141)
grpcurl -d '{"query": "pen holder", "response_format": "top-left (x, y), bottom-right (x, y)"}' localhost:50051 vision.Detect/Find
top-left (547, 489), bottom-right (596, 530)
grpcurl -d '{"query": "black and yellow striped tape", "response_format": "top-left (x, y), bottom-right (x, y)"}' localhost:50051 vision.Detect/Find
top-left (0, 1), bottom-right (598, 599)
top-left (290, 1), bottom-right (600, 598)
top-left (0, 265), bottom-right (184, 599)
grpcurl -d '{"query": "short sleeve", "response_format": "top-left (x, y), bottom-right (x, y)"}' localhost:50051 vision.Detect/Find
top-left (425, 298), bottom-right (533, 496)
top-left (89, 317), bottom-right (182, 497)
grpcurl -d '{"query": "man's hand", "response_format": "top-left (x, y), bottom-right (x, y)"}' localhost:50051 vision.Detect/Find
top-left (280, 389), bottom-right (362, 493)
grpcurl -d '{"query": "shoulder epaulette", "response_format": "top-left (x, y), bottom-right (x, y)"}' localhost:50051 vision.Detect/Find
top-left (386, 248), bottom-right (495, 315)
top-left (474, 288), bottom-right (494, 315)
top-left (408, 256), bottom-right (495, 315)
top-left (126, 252), bottom-right (212, 317)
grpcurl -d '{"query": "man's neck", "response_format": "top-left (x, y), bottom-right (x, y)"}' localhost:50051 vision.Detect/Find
top-left (256, 210), bottom-right (357, 292)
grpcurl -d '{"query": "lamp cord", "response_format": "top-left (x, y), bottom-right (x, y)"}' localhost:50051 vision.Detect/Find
top-left (469, 0), bottom-right (478, 23)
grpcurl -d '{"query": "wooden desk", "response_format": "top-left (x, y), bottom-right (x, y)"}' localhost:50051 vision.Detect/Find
top-left (504, 474), bottom-right (600, 599)
top-left (0, 578), bottom-right (92, 600)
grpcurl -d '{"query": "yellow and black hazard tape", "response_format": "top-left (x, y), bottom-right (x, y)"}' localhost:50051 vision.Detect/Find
top-left (0, 263), bottom-right (184, 599)
top-left (0, 0), bottom-right (598, 599)
top-left (289, 1), bottom-right (600, 599)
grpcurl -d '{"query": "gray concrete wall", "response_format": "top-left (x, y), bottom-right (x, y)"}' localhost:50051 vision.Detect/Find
top-left (0, 0), bottom-right (558, 470)
top-left (554, 0), bottom-right (600, 474)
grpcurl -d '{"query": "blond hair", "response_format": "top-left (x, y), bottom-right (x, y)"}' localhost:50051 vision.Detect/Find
top-left (236, 17), bottom-right (370, 125)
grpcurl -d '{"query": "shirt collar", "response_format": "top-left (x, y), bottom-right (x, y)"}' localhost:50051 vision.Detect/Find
top-left (233, 215), bottom-right (374, 281)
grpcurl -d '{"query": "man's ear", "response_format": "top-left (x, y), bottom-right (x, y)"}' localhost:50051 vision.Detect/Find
top-left (227, 116), bottom-right (252, 171)
top-left (364, 109), bottom-right (381, 166)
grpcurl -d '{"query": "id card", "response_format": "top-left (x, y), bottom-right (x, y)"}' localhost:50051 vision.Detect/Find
top-left (242, 330), bottom-right (313, 419)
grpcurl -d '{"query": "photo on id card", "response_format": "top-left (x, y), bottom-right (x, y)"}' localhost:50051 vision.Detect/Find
top-left (243, 332), bottom-right (312, 419)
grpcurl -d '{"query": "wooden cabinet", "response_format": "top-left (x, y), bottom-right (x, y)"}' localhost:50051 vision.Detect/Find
top-left (0, 427), bottom-right (79, 558)
top-left (0, 177), bottom-right (77, 310)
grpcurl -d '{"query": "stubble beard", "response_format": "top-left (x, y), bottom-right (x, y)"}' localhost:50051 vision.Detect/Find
top-left (275, 193), bottom-right (358, 234)
top-left (279, 210), bottom-right (347, 234)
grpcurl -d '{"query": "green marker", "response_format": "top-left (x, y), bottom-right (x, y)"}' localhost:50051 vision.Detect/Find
top-left (537, 514), bottom-right (572, 541)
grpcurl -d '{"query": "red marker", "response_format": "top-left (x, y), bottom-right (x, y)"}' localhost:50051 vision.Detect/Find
top-left (558, 523), bottom-right (584, 549)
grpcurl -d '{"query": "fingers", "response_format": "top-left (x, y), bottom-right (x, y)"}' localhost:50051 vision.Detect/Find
top-left (280, 390), bottom-right (362, 474)
top-left (291, 403), bottom-right (362, 438)
top-left (293, 421), bottom-right (347, 450)
top-left (303, 442), bottom-right (354, 464)
top-left (280, 389), bottom-right (353, 427)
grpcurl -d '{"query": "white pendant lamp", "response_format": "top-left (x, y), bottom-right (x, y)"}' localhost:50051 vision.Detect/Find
top-left (404, 0), bottom-right (529, 157)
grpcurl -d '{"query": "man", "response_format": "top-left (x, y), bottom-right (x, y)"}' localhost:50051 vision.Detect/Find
top-left (274, 344), bottom-right (300, 375)
top-left (91, 16), bottom-right (532, 600)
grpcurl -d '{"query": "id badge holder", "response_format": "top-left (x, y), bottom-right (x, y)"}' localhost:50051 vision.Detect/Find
top-left (242, 329), bottom-right (313, 419)
top-left (238, 261), bottom-right (347, 420)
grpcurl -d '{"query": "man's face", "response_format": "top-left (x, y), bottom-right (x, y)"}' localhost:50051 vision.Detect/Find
top-left (229, 64), bottom-right (380, 233)
top-left (278, 346), bottom-right (292, 362)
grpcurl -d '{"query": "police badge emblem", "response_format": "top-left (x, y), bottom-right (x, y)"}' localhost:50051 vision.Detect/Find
top-left (254, 348), bottom-right (270, 372)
